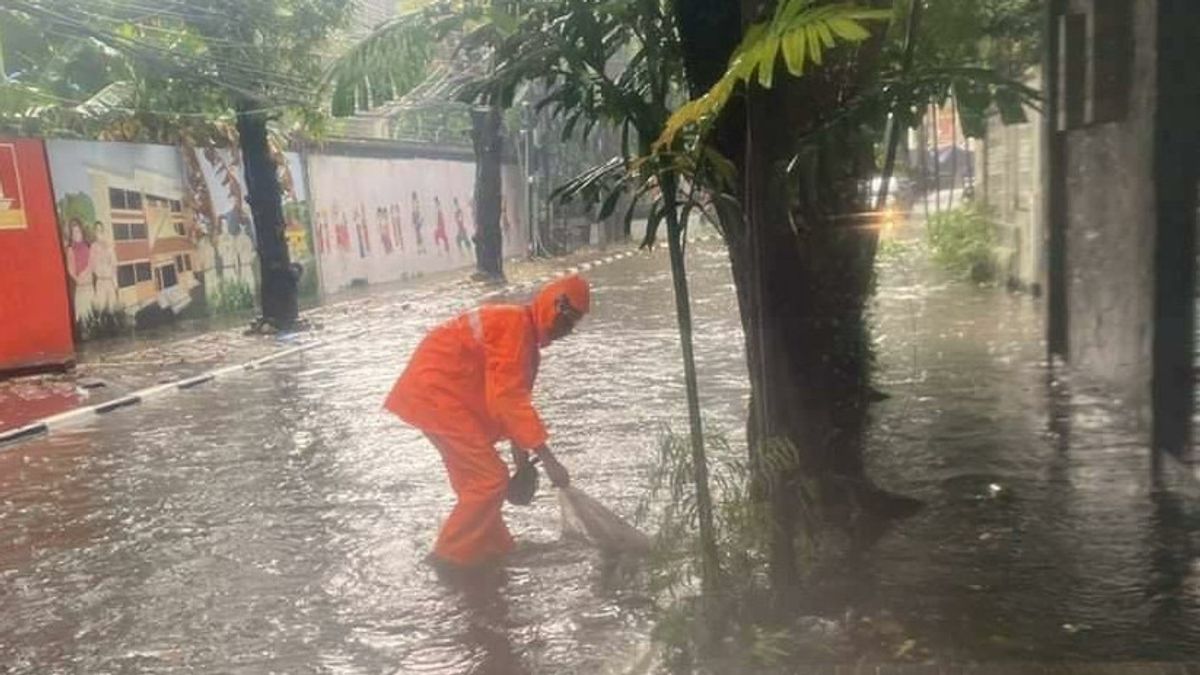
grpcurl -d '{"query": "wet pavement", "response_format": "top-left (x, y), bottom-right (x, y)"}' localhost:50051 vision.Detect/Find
top-left (0, 246), bottom-right (636, 436)
top-left (3, 218), bottom-right (1200, 672)
top-left (0, 242), bottom-right (744, 674)
top-left (858, 225), bottom-right (1200, 663)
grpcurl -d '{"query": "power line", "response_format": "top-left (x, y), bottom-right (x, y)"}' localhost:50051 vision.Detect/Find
top-left (0, 82), bottom-right (294, 119)
top-left (10, 0), bottom-right (332, 96)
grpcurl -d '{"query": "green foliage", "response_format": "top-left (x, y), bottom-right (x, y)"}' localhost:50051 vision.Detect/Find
top-left (211, 278), bottom-right (256, 314)
top-left (876, 235), bottom-right (920, 263)
top-left (925, 204), bottom-right (997, 282)
top-left (1, 0), bottom-right (353, 139)
top-left (655, 2), bottom-right (890, 150)
top-left (79, 308), bottom-right (128, 340)
top-left (324, 6), bottom-right (437, 117)
top-left (637, 427), bottom-right (826, 669)
top-left (873, 0), bottom-right (1042, 140)
top-left (57, 193), bottom-right (97, 234)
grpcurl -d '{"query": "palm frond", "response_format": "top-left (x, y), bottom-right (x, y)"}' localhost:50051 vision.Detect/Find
top-left (654, 2), bottom-right (890, 151)
top-left (324, 9), bottom-right (443, 116)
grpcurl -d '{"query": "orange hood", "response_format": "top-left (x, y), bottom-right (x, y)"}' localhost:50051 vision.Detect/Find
top-left (532, 274), bottom-right (590, 346)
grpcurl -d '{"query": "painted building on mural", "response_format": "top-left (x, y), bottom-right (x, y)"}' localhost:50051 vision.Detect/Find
top-left (47, 141), bottom-right (207, 338)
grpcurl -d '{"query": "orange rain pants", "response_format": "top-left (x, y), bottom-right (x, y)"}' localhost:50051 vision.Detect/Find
top-left (385, 276), bottom-right (590, 566)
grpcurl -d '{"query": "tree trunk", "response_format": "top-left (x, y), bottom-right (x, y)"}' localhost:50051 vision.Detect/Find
top-left (236, 103), bottom-right (297, 330)
top-left (472, 106), bottom-right (505, 280)
top-left (674, 0), bottom-right (917, 596)
top-left (738, 63), bottom-right (918, 594)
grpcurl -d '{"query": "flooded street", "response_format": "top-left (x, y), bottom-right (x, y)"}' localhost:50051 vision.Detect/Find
top-left (862, 226), bottom-right (1200, 662)
top-left (3, 226), bottom-right (1200, 672)
top-left (0, 246), bottom-right (745, 674)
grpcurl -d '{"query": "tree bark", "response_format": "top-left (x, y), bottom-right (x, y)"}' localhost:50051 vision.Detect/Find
top-left (236, 103), bottom-right (297, 330)
top-left (672, 0), bottom-right (918, 594)
top-left (472, 106), bottom-right (505, 279)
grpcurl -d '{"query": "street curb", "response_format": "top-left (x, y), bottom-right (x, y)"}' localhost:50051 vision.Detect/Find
top-left (0, 329), bottom-right (368, 449)
top-left (0, 247), bottom-right (653, 450)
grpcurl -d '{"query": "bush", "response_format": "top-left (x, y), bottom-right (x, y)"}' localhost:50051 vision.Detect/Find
top-left (636, 429), bottom-right (829, 671)
top-left (925, 205), bottom-right (997, 283)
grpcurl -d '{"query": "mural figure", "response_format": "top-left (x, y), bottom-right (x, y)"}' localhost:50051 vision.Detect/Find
top-left (315, 210), bottom-right (329, 255)
top-left (334, 206), bottom-right (351, 255)
top-left (64, 218), bottom-right (95, 322)
top-left (390, 203), bottom-right (405, 252)
top-left (411, 191), bottom-right (426, 254)
top-left (216, 217), bottom-right (238, 284)
top-left (235, 227), bottom-right (256, 288)
top-left (378, 206), bottom-right (394, 254)
top-left (453, 196), bottom-right (472, 256)
top-left (90, 220), bottom-right (118, 315)
top-left (196, 223), bottom-right (216, 293)
top-left (433, 196), bottom-right (450, 255)
top-left (355, 205), bottom-right (370, 259)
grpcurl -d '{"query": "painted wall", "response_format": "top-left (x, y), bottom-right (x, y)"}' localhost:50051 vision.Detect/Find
top-left (42, 139), bottom-right (528, 340)
top-left (308, 154), bottom-right (528, 294)
top-left (181, 146), bottom-right (260, 316)
top-left (0, 139), bottom-right (74, 372)
top-left (46, 140), bottom-right (209, 339)
top-left (278, 152), bottom-right (319, 299)
top-left (182, 147), bottom-right (319, 302)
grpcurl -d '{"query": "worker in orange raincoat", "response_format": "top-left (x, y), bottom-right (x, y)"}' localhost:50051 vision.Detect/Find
top-left (385, 275), bottom-right (590, 567)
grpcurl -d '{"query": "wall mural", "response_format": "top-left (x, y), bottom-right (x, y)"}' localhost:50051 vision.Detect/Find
top-left (45, 140), bottom-right (322, 340)
top-left (277, 152), bottom-right (318, 299)
top-left (46, 140), bottom-right (205, 338)
top-left (45, 139), bottom-right (522, 338)
top-left (182, 147), bottom-right (259, 315)
top-left (308, 154), bottom-right (528, 295)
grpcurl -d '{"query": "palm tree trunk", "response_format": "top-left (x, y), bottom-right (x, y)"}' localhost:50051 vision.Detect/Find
top-left (236, 102), bottom-right (297, 329)
top-left (471, 106), bottom-right (505, 279)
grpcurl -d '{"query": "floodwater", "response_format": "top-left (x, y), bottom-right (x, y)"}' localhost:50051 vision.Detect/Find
top-left (3, 222), bottom-right (1200, 673)
top-left (0, 245), bottom-right (745, 674)
top-left (858, 227), bottom-right (1200, 663)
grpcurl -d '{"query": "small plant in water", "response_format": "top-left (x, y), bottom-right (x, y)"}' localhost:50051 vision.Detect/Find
top-left (636, 427), bottom-right (832, 672)
top-left (925, 204), bottom-right (998, 283)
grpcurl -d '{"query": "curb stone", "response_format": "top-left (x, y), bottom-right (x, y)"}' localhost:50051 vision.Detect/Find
top-left (0, 247), bottom-right (648, 450)
top-left (0, 330), bottom-right (366, 448)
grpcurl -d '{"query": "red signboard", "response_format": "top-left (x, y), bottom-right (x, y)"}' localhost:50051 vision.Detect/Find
top-left (0, 139), bottom-right (75, 374)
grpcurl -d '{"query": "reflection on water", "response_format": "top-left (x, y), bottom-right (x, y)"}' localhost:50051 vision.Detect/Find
top-left (3, 232), bottom-right (1200, 671)
top-left (861, 230), bottom-right (1200, 661)
top-left (0, 248), bottom-right (741, 673)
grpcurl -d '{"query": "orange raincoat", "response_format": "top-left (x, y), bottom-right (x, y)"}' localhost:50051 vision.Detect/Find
top-left (385, 275), bottom-right (590, 566)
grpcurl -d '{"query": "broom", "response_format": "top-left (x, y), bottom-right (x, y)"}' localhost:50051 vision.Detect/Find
top-left (508, 449), bottom-right (652, 555)
top-left (558, 486), bottom-right (653, 555)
